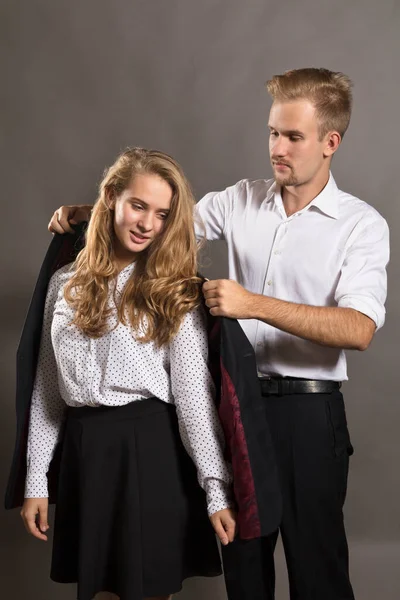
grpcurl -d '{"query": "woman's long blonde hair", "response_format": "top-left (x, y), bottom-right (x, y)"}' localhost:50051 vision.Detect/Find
top-left (64, 147), bottom-right (203, 346)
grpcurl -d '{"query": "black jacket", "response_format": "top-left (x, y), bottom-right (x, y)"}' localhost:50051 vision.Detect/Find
top-left (5, 225), bottom-right (281, 539)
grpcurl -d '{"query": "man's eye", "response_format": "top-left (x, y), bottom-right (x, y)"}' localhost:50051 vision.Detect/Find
top-left (270, 131), bottom-right (278, 137)
top-left (290, 136), bottom-right (301, 142)
top-left (132, 204), bottom-right (143, 210)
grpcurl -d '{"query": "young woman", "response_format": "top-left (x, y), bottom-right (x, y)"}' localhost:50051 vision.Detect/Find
top-left (20, 148), bottom-right (235, 600)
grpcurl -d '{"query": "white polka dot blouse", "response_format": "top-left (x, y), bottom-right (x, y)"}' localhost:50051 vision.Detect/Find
top-left (25, 262), bottom-right (233, 516)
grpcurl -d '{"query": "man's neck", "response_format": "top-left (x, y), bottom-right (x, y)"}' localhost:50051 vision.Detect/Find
top-left (281, 172), bottom-right (330, 217)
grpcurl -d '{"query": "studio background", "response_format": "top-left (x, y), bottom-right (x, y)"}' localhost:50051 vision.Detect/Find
top-left (1, 1), bottom-right (399, 598)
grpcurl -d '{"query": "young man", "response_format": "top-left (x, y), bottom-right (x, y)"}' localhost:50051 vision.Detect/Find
top-left (48, 69), bottom-right (389, 600)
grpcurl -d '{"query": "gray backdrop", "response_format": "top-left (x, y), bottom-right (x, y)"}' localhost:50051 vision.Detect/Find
top-left (1, 1), bottom-right (399, 598)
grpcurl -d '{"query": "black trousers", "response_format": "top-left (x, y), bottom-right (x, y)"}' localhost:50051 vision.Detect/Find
top-left (222, 390), bottom-right (355, 600)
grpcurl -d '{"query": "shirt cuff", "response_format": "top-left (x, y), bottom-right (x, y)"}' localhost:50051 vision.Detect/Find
top-left (205, 478), bottom-right (234, 516)
top-left (25, 467), bottom-right (49, 498)
top-left (338, 295), bottom-right (385, 330)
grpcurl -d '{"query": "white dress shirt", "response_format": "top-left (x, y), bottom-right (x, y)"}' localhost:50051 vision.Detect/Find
top-left (195, 173), bottom-right (389, 381)
top-left (26, 263), bottom-right (232, 516)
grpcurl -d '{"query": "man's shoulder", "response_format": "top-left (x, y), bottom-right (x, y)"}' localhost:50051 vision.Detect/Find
top-left (335, 184), bottom-right (387, 227)
top-left (234, 177), bottom-right (275, 193)
top-left (229, 178), bottom-right (275, 207)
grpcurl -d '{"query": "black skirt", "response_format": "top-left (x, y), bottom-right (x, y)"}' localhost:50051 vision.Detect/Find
top-left (50, 398), bottom-right (222, 600)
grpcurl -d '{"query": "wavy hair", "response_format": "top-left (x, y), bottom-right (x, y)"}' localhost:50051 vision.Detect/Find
top-left (64, 147), bottom-right (203, 346)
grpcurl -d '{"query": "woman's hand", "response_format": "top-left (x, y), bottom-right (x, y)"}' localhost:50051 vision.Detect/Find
top-left (20, 498), bottom-right (49, 541)
top-left (48, 204), bottom-right (93, 234)
top-left (209, 507), bottom-right (237, 546)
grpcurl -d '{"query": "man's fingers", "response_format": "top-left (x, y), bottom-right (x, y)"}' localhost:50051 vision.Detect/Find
top-left (74, 206), bottom-right (92, 223)
top-left (204, 298), bottom-right (219, 309)
top-left (203, 290), bottom-right (219, 300)
top-left (202, 280), bottom-right (222, 293)
top-left (209, 307), bottom-right (224, 317)
top-left (205, 299), bottom-right (227, 317)
top-left (48, 207), bottom-right (75, 234)
top-left (48, 211), bottom-right (67, 234)
top-left (56, 207), bottom-right (76, 234)
top-left (48, 204), bottom-right (92, 234)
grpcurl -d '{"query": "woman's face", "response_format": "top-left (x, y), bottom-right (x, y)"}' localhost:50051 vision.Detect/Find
top-left (112, 173), bottom-right (172, 265)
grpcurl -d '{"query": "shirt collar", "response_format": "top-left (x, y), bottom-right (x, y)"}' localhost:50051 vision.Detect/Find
top-left (266, 181), bottom-right (277, 203)
top-left (307, 173), bottom-right (339, 219)
top-left (268, 172), bottom-right (340, 219)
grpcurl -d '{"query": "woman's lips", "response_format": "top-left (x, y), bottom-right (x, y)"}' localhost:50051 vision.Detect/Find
top-left (129, 231), bottom-right (150, 244)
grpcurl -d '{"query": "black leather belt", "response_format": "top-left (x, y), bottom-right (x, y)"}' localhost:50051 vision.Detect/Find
top-left (259, 377), bottom-right (341, 396)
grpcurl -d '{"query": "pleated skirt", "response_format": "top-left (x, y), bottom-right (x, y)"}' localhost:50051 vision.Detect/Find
top-left (50, 398), bottom-right (222, 600)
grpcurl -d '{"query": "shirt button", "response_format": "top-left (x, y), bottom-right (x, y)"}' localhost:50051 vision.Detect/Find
top-left (257, 342), bottom-right (262, 347)
top-left (267, 280), bottom-right (272, 286)
top-left (274, 249), bottom-right (281, 255)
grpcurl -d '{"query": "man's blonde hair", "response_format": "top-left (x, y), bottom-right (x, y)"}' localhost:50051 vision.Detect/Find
top-left (266, 68), bottom-right (353, 139)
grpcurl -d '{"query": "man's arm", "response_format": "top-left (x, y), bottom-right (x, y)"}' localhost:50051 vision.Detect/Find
top-left (48, 205), bottom-right (93, 234)
top-left (47, 178), bottom-right (241, 237)
top-left (194, 182), bottom-right (241, 241)
top-left (202, 279), bottom-right (375, 351)
top-left (204, 213), bottom-right (389, 352)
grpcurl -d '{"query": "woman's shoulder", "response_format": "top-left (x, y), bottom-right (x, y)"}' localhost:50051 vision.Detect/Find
top-left (178, 302), bottom-right (208, 335)
top-left (48, 263), bottom-right (75, 293)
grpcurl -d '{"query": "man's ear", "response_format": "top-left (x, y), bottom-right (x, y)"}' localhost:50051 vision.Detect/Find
top-left (323, 131), bottom-right (341, 158)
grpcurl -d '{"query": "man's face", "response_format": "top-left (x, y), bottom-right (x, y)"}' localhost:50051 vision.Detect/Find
top-left (268, 100), bottom-right (331, 188)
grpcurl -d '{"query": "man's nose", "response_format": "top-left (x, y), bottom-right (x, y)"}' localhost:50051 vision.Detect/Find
top-left (271, 136), bottom-right (288, 157)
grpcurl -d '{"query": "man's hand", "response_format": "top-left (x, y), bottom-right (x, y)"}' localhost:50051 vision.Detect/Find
top-left (203, 279), bottom-right (255, 319)
top-left (205, 279), bottom-right (376, 350)
top-left (20, 498), bottom-right (49, 541)
top-left (209, 507), bottom-right (236, 545)
top-left (48, 204), bottom-right (93, 235)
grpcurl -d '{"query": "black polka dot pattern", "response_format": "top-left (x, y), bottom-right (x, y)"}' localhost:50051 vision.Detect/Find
top-left (25, 263), bottom-right (233, 515)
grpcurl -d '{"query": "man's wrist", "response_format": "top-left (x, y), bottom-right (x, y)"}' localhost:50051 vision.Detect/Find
top-left (246, 292), bottom-right (271, 321)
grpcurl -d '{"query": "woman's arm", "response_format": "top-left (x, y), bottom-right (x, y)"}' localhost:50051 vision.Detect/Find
top-left (21, 269), bottom-right (67, 541)
top-left (169, 305), bottom-right (236, 543)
